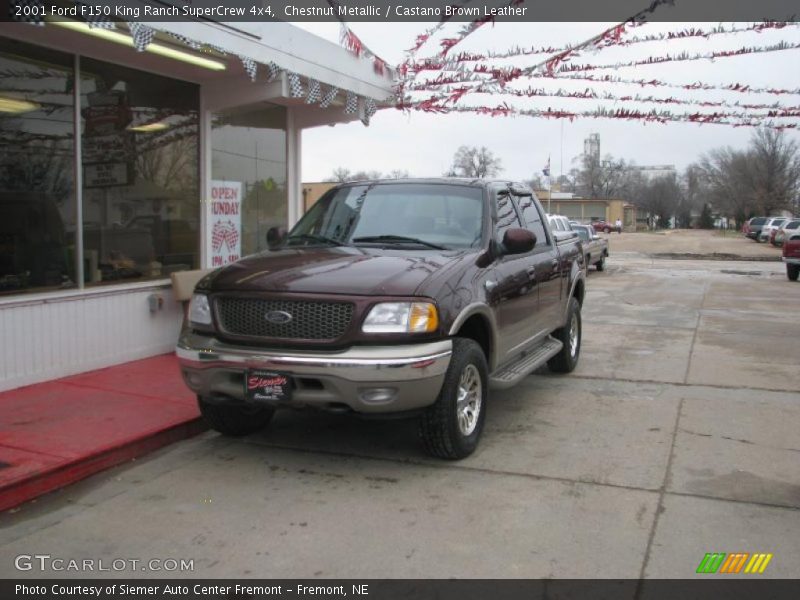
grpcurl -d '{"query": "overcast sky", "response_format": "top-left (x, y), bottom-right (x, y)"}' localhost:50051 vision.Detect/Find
top-left (295, 21), bottom-right (800, 183)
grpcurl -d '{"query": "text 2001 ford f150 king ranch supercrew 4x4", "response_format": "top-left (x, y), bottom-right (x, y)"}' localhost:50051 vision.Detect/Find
top-left (178, 179), bottom-right (586, 459)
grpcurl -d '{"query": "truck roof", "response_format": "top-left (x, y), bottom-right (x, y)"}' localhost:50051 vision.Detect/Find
top-left (332, 178), bottom-right (524, 189)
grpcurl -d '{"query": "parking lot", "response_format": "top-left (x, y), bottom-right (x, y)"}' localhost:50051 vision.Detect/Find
top-left (1, 232), bottom-right (799, 579)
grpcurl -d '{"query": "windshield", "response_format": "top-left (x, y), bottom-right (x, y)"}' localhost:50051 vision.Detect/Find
top-left (289, 183), bottom-right (484, 249)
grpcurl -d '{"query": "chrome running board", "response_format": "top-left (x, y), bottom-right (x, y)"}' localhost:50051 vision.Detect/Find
top-left (489, 336), bottom-right (563, 390)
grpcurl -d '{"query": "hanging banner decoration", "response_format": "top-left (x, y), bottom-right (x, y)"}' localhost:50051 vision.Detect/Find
top-left (306, 79), bottom-right (322, 104)
top-left (240, 56), bottom-right (257, 81)
top-left (287, 72), bottom-right (304, 98)
top-left (406, 41), bottom-right (800, 109)
top-left (408, 82), bottom-right (800, 114)
top-left (265, 62), bottom-right (281, 82)
top-left (128, 22), bottom-right (155, 52)
top-left (401, 99), bottom-right (798, 129)
top-left (207, 181), bottom-right (242, 268)
top-left (323, 0), bottom-right (392, 76)
top-left (320, 86), bottom-right (339, 109)
top-left (345, 91), bottom-right (359, 114)
top-left (410, 21), bottom-right (799, 66)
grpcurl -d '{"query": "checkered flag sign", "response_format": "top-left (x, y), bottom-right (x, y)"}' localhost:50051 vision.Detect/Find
top-left (319, 86), bottom-right (339, 109)
top-left (129, 22), bottom-right (155, 52)
top-left (240, 56), bottom-right (257, 81)
top-left (211, 221), bottom-right (240, 253)
top-left (344, 91), bottom-right (358, 115)
top-left (361, 98), bottom-right (377, 126)
top-left (306, 80), bottom-right (321, 104)
top-left (265, 62), bottom-right (281, 82)
top-left (168, 33), bottom-right (201, 50)
top-left (287, 72), bottom-right (303, 98)
top-left (10, 0), bottom-right (45, 25)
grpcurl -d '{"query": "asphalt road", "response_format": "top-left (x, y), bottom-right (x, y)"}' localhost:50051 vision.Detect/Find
top-left (1, 249), bottom-right (799, 579)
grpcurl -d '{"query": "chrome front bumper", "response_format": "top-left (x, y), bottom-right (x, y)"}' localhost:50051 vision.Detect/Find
top-left (176, 331), bottom-right (452, 414)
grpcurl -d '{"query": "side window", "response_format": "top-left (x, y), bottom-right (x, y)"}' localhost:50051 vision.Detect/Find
top-left (517, 195), bottom-right (549, 247)
top-left (494, 192), bottom-right (522, 242)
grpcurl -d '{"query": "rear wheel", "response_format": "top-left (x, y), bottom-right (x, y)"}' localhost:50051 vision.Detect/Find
top-left (788, 264), bottom-right (799, 281)
top-left (548, 297), bottom-right (582, 373)
top-left (198, 396), bottom-right (275, 436)
top-left (419, 338), bottom-right (488, 460)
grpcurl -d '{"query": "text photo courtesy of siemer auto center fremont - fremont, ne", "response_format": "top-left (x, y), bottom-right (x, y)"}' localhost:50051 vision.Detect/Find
top-left (1, 0), bottom-right (800, 599)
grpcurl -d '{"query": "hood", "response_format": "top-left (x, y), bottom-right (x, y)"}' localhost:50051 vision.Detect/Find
top-left (203, 246), bottom-right (468, 296)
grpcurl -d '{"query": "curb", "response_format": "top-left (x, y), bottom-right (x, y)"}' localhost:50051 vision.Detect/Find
top-left (0, 418), bottom-right (207, 513)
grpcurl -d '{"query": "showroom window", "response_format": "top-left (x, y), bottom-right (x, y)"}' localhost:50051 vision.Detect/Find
top-left (0, 40), bottom-right (76, 294)
top-left (0, 38), bottom-right (200, 295)
top-left (212, 105), bottom-right (287, 258)
top-left (80, 57), bottom-right (199, 284)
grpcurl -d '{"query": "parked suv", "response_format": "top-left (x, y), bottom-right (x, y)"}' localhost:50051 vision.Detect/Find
top-left (744, 216), bottom-right (768, 241)
top-left (759, 217), bottom-right (788, 243)
top-left (177, 179), bottom-right (586, 459)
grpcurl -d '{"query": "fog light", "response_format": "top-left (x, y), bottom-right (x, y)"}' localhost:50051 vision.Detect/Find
top-left (183, 370), bottom-right (202, 388)
top-left (358, 387), bottom-right (398, 404)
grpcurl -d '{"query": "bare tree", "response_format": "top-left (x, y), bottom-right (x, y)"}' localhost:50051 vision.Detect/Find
top-left (629, 173), bottom-right (683, 228)
top-left (326, 168), bottom-right (387, 182)
top-left (749, 128), bottom-right (800, 215)
top-left (446, 146), bottom-right (503, 178)
top-left (575, 154), bottom-right (629, 198)
top-left (698, 129), bottom-right (800, 222)
top-left (327, 167), bottom-right (352, 183)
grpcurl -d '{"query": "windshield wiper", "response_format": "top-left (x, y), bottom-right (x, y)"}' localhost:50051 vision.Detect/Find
top-left (286, 233), bottom-right (347, 246)
top-left (352, 235), bottom-right (449, 250)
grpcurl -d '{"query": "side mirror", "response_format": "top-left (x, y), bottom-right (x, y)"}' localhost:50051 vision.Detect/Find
top-left (266, 226), bottom-right (287, 249)
top-left (502, 228), bottom-right (536, 255)
top-left (592, 235), bottom-right (601, 241)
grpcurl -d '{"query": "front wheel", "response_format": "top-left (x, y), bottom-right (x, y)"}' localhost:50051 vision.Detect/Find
top-left (419, 338), bottom-right (488, 460)
top-left (548, 297), bottom-right (582, 373)
top-left (788, 264), bottom-right (800, 281)
top-left (198, 396), bottom-right (275, 436)
top-left (596, 257), bottom-right (605, 272)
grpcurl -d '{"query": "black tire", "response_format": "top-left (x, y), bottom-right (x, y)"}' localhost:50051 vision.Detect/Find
top-left (788, 264), bottom-right (800, 282)
top-left (596, 257), bottom-right (605, 272)
top-left (548, 297), bottom-right (582, 374)
top-left (419, 338), bottom-right (488, 460)
top-left (198, 396), bottom-right (275, 436)
top-left (604, 227), bottom-right (611, 234)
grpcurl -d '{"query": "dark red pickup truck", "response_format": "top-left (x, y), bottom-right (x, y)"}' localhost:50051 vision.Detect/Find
top-left (177, 179), bottom-right (585, 458)
top-left (783, 229), bottom-right (800, 281)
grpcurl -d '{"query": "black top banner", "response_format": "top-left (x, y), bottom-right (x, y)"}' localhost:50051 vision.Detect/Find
top-left (3, 579), bottom-right (800, 600)
top-left (4, 0), bottom-right (800, 23)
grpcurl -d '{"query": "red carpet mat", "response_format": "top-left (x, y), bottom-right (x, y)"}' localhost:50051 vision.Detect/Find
top-left (0, 354), bottom-right (205, 512)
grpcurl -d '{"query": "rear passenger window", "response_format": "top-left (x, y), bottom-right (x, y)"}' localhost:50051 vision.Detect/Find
top-left (517, 196), bottom-right (549, 247)
top-left (494, 193), bottom-right (522, 242)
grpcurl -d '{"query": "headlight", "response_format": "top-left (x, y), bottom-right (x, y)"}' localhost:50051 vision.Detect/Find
top-left (362, 302), bottom-right (439, 334)
top-left (189, 293), bottom-right (212, 326)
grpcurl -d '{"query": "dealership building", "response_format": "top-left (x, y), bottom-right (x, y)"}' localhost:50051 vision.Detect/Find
top-left (0, 12), bottom-right (393, 391)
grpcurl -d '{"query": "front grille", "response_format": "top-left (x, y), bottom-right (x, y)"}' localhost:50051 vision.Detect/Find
top-left (215, 297), bottom-right (355, 340)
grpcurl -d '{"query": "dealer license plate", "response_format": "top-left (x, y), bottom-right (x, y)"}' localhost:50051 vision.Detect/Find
top-left (245, 369), bottom-right (292, 402)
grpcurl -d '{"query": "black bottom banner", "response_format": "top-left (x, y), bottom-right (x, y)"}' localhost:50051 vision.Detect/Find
top-left (3, 580), bottom-right (800, 600)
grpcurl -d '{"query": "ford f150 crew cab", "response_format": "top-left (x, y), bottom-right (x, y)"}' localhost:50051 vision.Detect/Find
top-left (177, 179), bottom-right (586, 459)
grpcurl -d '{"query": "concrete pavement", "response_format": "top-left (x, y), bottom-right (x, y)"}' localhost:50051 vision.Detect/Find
top-left (1, 250), bottom-right (798, 579)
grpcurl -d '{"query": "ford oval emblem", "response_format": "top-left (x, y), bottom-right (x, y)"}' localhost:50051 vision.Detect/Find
top-left (265, 310), bottom-right (293, 325)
